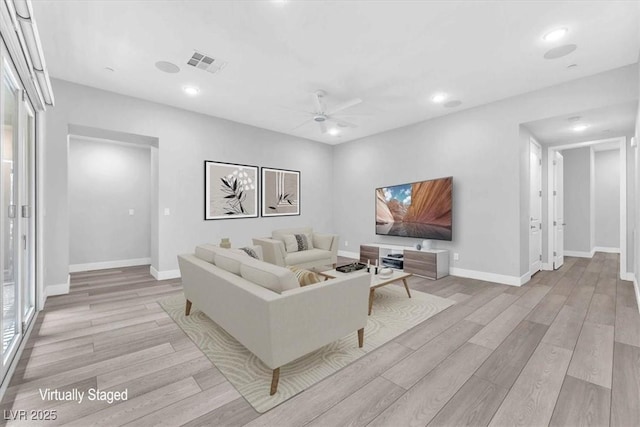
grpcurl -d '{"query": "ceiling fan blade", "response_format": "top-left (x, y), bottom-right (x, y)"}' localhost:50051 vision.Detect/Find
top-left (277, 105), bottom-right (314, 116)
top-left (327, 98), bottom-right (362, 115)
top-left (328, 118), bottom-right (358, 128)
top-left (312, 91), bottom-right (325, 113)
top-left (319, 121), bottom-right (327, 134)
top-left (291, 118), bottom-right (313, 131)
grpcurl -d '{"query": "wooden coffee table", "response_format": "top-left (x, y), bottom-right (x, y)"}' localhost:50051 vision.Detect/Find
top-left (317, 268), bottom-right (413, 315)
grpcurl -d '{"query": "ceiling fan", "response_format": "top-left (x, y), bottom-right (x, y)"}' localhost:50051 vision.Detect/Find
top-left (290, 90), bottom-right (362, 135)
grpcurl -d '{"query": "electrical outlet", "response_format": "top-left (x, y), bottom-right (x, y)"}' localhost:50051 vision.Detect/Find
top-left (453, 253), bottom-right (459, 261)
top-left (345, 241), bottom-right (349, 247)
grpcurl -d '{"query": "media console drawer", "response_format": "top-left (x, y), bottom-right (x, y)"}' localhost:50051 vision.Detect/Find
top-left (360, 245), bottom-right (380, 264)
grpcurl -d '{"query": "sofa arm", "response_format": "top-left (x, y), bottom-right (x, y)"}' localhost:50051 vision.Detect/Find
top-left (313, 233), bottom-right (339, 263)
top-left (267, 273), bottom-right (370, 368)
top-left (252, 237), bottom-right (286, 266)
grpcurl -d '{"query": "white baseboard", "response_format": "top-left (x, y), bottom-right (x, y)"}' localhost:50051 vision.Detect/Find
top-left (620, 272), bottom-right (635, 281)
top-left (150, 266), bottom-right (181, 280)
top-left (69, 257), bottom-right (151, 273)
top-left (593, 247), bottom-right (620, 254)
top-left (542, 263), bottom-right (553, 271)
top-left (449, 267), bottom-right (527, 287)
top-left (564, 250), bottom-right (594, 258)
top-left (338, 250), bottom-right (359, 259)
top-left (45, 275), bottom-right (70, 298)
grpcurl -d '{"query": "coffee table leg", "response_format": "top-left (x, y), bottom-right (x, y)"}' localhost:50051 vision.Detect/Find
top-left (403, 279), bottom-right (412, 298)
top-left (368, 289), bottom-right (375, 315)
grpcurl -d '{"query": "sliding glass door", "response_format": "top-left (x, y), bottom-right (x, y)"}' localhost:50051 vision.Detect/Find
top-left (0, 48), bottom-right (37, 383)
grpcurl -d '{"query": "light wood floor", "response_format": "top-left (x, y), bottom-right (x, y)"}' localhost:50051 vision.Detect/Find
top-left (2, 253), bottom-right (639, 426)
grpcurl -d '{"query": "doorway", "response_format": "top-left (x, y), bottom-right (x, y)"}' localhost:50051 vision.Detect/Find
top-left (547, 137), bottom-right (627, 277)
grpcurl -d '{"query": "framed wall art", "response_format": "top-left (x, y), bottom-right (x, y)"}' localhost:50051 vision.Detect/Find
top-left (204, 161), bottom-right (258, 220)
top-left (261, 167), bottom-right (300, 217)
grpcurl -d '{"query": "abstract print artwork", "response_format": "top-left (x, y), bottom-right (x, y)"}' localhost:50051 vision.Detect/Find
top-left (205, 161), bottom-right (258, 220)
top-left (261, 167), bottom-right (300, 217)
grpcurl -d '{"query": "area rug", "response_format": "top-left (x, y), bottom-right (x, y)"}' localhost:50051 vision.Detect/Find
top-left (159, 285), bottom-right (454, 412)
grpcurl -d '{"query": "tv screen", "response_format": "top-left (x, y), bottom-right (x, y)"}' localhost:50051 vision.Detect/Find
top-left (376, 176), bottom-right (452, 241)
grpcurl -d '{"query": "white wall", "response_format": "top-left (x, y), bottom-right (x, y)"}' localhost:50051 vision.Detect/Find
top-left (68, 137), bottom-right (151, 267)
top-left (333, 65), bottom-right (637, 285)
top-left (562, 147), bottom-right (593, 254)
top-left (594, 149), bottom-right (621, 249)
top-left (44, 79), bottom-right (334, 293)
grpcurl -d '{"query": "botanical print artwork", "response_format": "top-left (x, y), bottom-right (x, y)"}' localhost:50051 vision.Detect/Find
top-left (205, 161), bottom-right (258, 220)
top-left (261, 168), bottom-right (300, 217)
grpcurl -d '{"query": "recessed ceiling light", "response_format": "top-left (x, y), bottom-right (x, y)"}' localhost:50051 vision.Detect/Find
top-left (104, 67), bottom-right (115, 72)
top-left (543, 27), bottom-right (568, 42)
top-left (431, 93), bottom-right (448, 103)
top-left (572, 124), bottom-right (589, 132)
top-left (328, 128), bottom-right (340, 136)
top-left (567, 64), bottom-right (578, 69)
top-left (183, 86), bottom-right (200, 96)
top-left (271, 0), bottom-right (287, 5)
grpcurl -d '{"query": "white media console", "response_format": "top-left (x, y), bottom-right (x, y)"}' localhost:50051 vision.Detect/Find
top-left (359, 243), bottom-right (449, 280)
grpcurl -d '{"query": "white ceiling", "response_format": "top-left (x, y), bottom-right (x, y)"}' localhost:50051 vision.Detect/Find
top-left (523, 101), bottom-right (637, 145)
top-left (33, 0), bottom-right (639, 144)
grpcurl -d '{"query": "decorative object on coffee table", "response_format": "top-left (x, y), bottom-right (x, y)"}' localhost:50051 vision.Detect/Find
top-left (335, 262), bottom-right (367, 273)
top-left (261, 167), bottom-right (300, 217)
top-left (205, 161), bottom-right (258, 220)
top-left (220, 237), bottom-right (231, 248)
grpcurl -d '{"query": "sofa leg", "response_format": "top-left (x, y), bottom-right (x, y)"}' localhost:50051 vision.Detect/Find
top-left (270, 368), bottom-right (280, 395)
top-left (185, 300), bottom-right (192, 316)
top-left (357, 328), bottom-right (364, 348)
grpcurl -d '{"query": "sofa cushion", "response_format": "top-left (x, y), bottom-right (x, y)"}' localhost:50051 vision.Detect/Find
top-left (313, 233), bottom-right (334, 251)
top-left (195, 244), bottom-right (225, 263)
top-left (240, 259), bottom-right (299, 293)
top-left (288, 266), bottom-right (321, 287)
top-left (282, 233), bottom-right (313, 253)
top-left (214, 251), bottom-right (247, 275)
top-left (285, 248), bottom-right (332, 265)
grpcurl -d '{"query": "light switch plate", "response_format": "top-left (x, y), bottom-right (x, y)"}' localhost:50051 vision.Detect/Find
top-left (129, 209), bottom-right (135, 216)
top-left (164, 208), bottom-right (170, 216)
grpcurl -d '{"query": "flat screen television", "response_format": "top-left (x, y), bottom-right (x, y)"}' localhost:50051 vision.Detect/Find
top-left (376, 176), bottom-right (452, 241)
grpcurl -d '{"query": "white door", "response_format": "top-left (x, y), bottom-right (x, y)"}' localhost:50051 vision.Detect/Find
top-left (529, 139), bottom-right (542, 274)
top-left (553, 151), bottom-right (564, 269)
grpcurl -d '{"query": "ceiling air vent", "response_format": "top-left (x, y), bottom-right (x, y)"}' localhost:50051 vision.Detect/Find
top-left (187, 51), bottom-right (227, 74)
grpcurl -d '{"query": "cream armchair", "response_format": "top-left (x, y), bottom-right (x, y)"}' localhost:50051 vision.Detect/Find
top-left (253, 226), bottom-right (339, 269)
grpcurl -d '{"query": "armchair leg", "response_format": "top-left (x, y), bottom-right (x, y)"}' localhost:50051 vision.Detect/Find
top-left (185, 299), bottom-right (192, 316)
top-left (357, 328), bottom-right (364, 348)
top-left (270, 368), bottom-right (280, 395)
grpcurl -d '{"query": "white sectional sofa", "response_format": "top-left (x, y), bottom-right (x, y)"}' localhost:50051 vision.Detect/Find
top-left (252, 226), bottom-right (339, 269)
top-left (177, 244), bottom-right (369, 395)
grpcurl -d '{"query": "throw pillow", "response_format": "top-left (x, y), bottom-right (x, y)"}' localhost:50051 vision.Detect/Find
top-left (288, 266), bottom-right (321, 287)
top-left (282, 233), bottom-right (313, 253)
top-left (238, 246), bottom-right (259, 259)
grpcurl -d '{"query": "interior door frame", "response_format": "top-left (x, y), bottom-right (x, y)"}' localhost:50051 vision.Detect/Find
top-left (529, 137), bottom-right (543, 274)
top-left (546, 137), bottom-right (627, 279)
